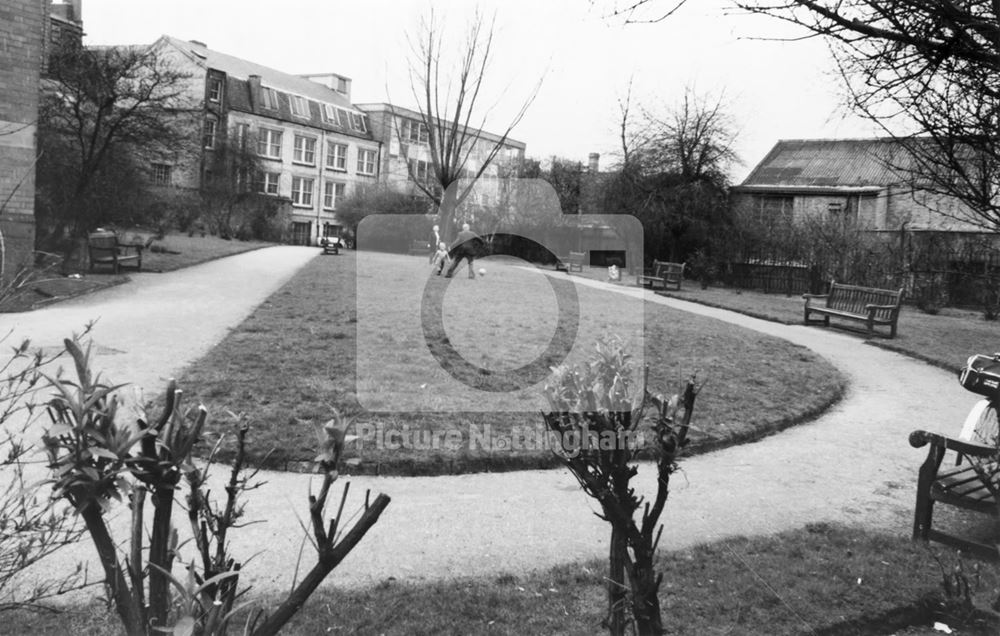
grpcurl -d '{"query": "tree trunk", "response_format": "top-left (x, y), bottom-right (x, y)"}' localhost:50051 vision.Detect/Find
top-left (607, 526), bottom-right (628, 635)
top-left (80, 502), bottom-right (146, 634)
top-left (439, 186), bottom-right (459, 244)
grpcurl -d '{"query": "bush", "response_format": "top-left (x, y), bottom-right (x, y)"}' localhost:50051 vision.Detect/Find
top-left (38, 337), bottom-right (390, 635)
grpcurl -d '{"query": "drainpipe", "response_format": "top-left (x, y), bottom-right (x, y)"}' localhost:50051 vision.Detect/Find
top-left (317, 129), bottom-right (324, 245)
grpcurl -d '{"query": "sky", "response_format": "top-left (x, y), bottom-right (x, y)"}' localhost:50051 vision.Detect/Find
top-left (81, 0), bottom-right (883, 182)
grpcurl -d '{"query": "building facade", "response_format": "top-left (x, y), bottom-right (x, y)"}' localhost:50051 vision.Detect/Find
top-left (357, 102), bottom-right (526, 210)
top-left (153, 36), bottom-right (383, 245)
top-left (0, 0), bottom-right (82, 282)
top-left (732, 138), bottom-right (988, 234)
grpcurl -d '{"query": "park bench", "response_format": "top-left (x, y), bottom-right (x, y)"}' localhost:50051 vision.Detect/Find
top-left (909, 430), bottom-right (999, 560)
top-left (566, 251), bottom-right (586, 272)
top-left (408, 239), bottom-right (431, 256)
top-left (636, 260), bottom-right (685, 291)
top-left (555, 251), bottom-right (586, 273)
top-left (87, 230), bottom-right (144, 274)
top-left (802, 281), bottom-right (903, 338)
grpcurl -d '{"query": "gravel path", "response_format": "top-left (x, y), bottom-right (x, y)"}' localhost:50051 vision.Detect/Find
top-left (1, 253), bottom-right (979, 597)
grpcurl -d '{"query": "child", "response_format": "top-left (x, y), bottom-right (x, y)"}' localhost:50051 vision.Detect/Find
top-left (430, 241), bottom-right (450, 275)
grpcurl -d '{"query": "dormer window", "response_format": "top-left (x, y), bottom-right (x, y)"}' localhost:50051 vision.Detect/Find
top-left (261, 87), bottom-right (278, 110)
top-left (350, 112), bottom-right (367, 132)
top-left (208, 77), bottom-right (223, 102)
top-left (290, 94), bottom-right (309, 118)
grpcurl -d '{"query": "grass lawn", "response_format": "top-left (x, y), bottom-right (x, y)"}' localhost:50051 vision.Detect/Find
top-left (648, 283), bottom-right (1000, 373)
top-left (11, 523), bottom-right (998, 635)
top-left (175, 251), bottom-right (845, 474)
top-left (0, 233), bottom-right (273, 312)
top-left (139, 233), bottom-right (273, 273)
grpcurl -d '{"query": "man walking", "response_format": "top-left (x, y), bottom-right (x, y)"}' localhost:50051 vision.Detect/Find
top-left (445, 222), bottom-right (483, 279)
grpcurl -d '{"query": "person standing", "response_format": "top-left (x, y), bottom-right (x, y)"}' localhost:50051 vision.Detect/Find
top-left (428, 224), bottom-right (440, 264)
top-left (444, 222), bottom-right (482, 279)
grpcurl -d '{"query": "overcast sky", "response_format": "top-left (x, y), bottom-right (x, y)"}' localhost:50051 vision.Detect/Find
top-left (82, 0), bottom-right (883, 181)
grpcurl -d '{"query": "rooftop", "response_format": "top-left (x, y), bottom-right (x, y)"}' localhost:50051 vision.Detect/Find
top-left (739, 138), bottom-right (915, 188)
top-left (157, 35), bottom-right (355, 110)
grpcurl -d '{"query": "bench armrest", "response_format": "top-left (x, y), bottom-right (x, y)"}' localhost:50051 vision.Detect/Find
top-left (802, 293), bottom-right (828, 300)
top-left (909, 430), bottom-right (998, 458)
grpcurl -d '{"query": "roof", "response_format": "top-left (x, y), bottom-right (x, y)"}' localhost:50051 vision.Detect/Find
top-left (157, 35), bottom-right (355, 110)
top-left (356, 102), bottom-right (526, 149)
top-left (737, 138), bottom-right (914, 189)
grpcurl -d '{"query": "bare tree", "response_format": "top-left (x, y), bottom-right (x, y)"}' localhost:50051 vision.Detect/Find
top-left (37, 37), bottom-right (198, 245)
top-left (727, 1), bottom-right (1000, 230)
top-left (201, 130), bottom-right (287, 241)
top-left (395, 11), bottom-right (539, 241)
top-left (610, 85), bottom-right (738, 263)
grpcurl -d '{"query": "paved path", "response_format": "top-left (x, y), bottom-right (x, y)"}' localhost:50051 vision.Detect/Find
top-left (2, 253), bottom-right (979, 597)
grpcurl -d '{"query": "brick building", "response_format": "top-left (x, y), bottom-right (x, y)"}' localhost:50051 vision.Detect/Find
top-left (151, 36), bottom-right (383, 245)
top-left (356, 102), bottom-right (526, 208)
top-left (0, 0), bottom-right (83, 283)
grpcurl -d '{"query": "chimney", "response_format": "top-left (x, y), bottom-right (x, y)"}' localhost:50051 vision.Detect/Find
top-left (248, 74), bottom-right (262, 110)
top-left (69, 0), bottom-right (83, 24)
top-left (588, 152), bottom-right (600, 172)
top-left (299, 73), bottom-right (352, 101)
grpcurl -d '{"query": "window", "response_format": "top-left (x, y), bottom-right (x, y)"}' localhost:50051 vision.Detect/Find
top-left (234, 122), bottom-right (250, 150)
top-left (291, 177), bottom-right (314, 207)
top-left (404, 118), bottom-right (428, 144)
top-left (336, 108), bottom-right (350, 128)
top-left (152, 163), bottom-right (172, 186)
top-left (293, 135), bottom-right (317, 165)
top-left (325, 142), bottom-right (347, 171)
top-left (407, 158), bottom-right (430, 183)
top-left (336, 77), bottom-right (348, 93)
top-left (753, 195), bottom-right (794, 225)
top-left (290, 94), bottom-right (309, 118)
top-left (357, 148), bottom-right (376, 175)
top-left (322, 104), bottom-right (339, 124)
top-left (202, 118), bottom-right (217, 149)
top-left (261, 86), bottom-right (278, 110)
top-left (208, 77), bottom-right (223, 102)
top-left (350, 112), bottom-right (367, 132)
top-left (323, 181), bottom-right (346, 209)
top-left (235, 168), bottom-right (250, 193)
top-left (253, 171), bottom-right (280, 195)
top-left (257, 128), bottom-right (282, 159)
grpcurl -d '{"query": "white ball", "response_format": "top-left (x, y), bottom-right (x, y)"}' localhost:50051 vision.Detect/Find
top-left (478, 268), bottom-right (486, 276)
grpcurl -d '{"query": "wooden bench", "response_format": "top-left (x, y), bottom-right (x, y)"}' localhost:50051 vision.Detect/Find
top-left (87, 230), bottom-right (143, 274)
top-left (636, 260), bottom-right (684, 291)
top-left (408, 239), bottom-right (432, 256)
top-left (909, 429), bottom-right (999, 560)
top-left (803, 281), bottom-right (903, 338)
top-left (566, 251), bottom-right (585, 272)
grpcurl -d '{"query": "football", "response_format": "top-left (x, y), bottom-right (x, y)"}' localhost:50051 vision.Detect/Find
top-left (478, 268), bottom-right (486, 276)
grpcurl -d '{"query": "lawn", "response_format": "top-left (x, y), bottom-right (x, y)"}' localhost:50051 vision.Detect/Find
top-left (139, 233), bottom-right (273, 273)
top-left (651, 283), bottom-right (1000, 372)
top-left (11, 523), bottom-right (998, 635)
top-left (0, 233), bottom-right (273, 312)
top-left (175, 251), bottom-right (845, 474)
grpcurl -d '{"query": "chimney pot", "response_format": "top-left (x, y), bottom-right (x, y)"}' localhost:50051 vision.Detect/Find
top-left (588, 153), bottom-right (600, 172)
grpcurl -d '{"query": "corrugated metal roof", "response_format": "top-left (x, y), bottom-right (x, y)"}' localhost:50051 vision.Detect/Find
top-left (740, 138), bottom-right (914, 187)
top-left (159, 35), bottom-right (355, 109)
